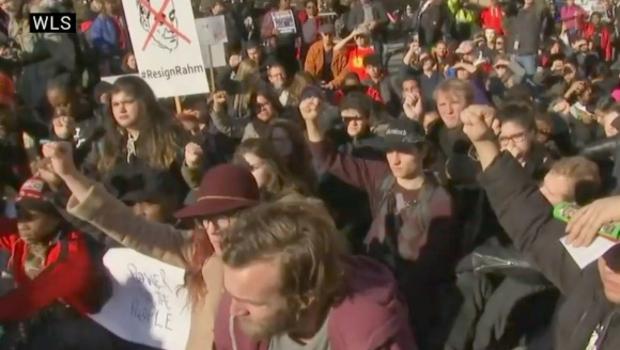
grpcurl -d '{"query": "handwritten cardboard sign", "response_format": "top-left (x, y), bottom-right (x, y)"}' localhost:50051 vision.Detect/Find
top-left (89, 248), bottom-right (191, 349)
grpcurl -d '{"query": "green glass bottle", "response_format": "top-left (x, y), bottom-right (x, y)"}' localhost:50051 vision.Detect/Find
top-left (553, 202), bottom-right (620, 241)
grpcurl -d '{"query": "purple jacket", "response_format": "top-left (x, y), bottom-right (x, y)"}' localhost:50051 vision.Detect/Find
top-left (213, 256), bottom-right (417, 350)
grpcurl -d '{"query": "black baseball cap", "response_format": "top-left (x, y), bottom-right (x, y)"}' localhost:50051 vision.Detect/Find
top-left (382, 119), bottom-right (426, 151)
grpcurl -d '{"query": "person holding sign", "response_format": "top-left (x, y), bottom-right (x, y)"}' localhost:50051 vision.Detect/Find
top-left (260, 0), bottom-right (302, 75)
top-left (41, 141), bottom-right (260, 350)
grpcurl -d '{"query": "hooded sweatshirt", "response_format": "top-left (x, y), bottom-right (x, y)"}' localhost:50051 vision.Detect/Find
top-left (213, 255), bottom-right (417, 350)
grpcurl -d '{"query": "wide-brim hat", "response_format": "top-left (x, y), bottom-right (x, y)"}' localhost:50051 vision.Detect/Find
top-left (174, 164), bottom-right (259, 219)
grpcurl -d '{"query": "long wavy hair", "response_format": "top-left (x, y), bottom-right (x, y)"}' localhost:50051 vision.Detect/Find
top-left (97, 76), bottom-right (185, 174)
top-left (233, 138), bottom-right (310, 200)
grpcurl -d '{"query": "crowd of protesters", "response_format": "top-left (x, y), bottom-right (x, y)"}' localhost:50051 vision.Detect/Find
top-left (4, 0), bottom-right (620, 349)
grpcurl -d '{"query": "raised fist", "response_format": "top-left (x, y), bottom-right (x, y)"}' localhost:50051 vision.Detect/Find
top-left (184, 142), bottom-right (204, 169)
top-left (41, 141), bottom-right (76, 178)
top-left (460, 105), bottom-right (500, 143)
top-left (299, 97), bottom-right (320, 122)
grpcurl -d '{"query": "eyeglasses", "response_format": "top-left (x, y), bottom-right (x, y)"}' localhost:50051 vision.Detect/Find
top-left (254, 101), bottom-right (271, 111)
top-left (499, 131), bottom-right (528, 146)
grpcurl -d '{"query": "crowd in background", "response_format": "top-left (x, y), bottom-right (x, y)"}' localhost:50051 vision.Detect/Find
top-left (3, 0), bottom-right (620, 349)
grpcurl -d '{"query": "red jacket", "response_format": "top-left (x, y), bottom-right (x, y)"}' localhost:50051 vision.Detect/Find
top-left (583, 23), bottom-right (613, 62)
top-left (214, 256), bottom-right (417, 350)
top-left (480, 5), bottom-right (504, 35)
top-left (0, 218), bottom-right (106, 321)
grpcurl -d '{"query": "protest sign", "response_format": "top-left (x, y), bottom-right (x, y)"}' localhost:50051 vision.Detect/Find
top-left (121, 0), bottom-right (210, 97)
top-left (89, 248), bottom-right (191, 350)
top-left (198, 43), bottom-right (227, 68)
top-left (195, 17), bottom-right (228, 69)
top-left (100, 74), bottom-right (141, 85)
top-left (272, 10), bottom-right (296, 34)
top-left (195, 15), bottom-right (228, 46)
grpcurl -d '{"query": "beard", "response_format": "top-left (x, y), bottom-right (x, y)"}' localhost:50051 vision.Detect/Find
top-left (237, 304), bottom-right (297, 341)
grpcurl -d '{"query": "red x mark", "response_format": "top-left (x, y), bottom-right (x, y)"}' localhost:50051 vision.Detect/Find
top-left (139, 0), bottom-right (191, 51)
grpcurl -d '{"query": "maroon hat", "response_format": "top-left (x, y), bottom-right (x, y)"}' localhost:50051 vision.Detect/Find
top-left (174, 164), bottom-right (259, 219)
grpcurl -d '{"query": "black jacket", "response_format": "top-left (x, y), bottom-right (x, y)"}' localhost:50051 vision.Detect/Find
top-left (480, 152), bottom-right (620, 350)
top-left (409, 0), bottom-right (451, 47)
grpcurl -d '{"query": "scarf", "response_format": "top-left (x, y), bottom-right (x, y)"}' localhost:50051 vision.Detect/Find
top-left (23, 241), bottom-right (51, 279)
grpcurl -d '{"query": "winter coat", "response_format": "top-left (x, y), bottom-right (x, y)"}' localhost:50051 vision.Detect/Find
top-left (66, 183), bottom-right (222, 350)
top-left (0, 218), bottom-right (107, 321)
top-left (480, 152), bottom-right (620, 350)
top-left (304, 41), bottom-right (348, 87)
top-left (213, 255), bottom-right (418, 350)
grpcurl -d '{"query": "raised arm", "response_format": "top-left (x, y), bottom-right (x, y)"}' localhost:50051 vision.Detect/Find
top-left (41, 142), bottom-right (197, 268)
top-left (334, 27), bottom-right (363, 53)
top-left (209, 91), bottom-right (246, 138)
top-left (300, 98), bottom-right (388, 193)
top-left (460, 105), bottom-right (582, 294)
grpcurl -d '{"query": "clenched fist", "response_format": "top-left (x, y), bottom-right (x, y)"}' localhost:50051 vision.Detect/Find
top-left (460, 105), bottom-right (500, 143)
top-left (299, 97), bottom-right (320, 122)
top-left (41, 141), bottom-right (77, 178)
top-left (184, 142), bottom-right (204, 169)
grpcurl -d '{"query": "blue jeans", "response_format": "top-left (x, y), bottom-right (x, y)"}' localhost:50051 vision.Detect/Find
top-left (514, 54), bottom-right (537, 77)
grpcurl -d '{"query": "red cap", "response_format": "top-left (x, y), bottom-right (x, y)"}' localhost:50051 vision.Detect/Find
top-left (16, 177), bottom-right (46, 202)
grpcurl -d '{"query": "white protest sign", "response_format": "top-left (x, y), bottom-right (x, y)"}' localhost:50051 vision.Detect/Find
top-left (272, 10), bottom-right (296, 34)
top-left (89, 248), bottom-right (191, 350)
top-left (195, 15), bottom-right (228, 46)
top-left (560, 236), bottom-right (619, 269)
top-left (195, 17), bottom-right (228, 68)
top-left (199, 43), bottom-right (227, 68)
top-left (100, 73), bottom-right (141, 85)
top-left (122, 0), bottom-right (210, 97)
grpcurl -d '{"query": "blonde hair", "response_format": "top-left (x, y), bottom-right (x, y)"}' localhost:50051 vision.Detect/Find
top-left (433, 79), bottom-right (474, 105)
